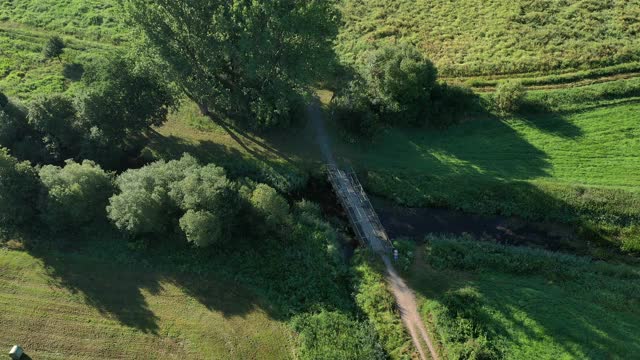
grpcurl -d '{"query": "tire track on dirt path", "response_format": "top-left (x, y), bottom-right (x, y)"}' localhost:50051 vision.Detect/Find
top-left (383, 256), bottom-right (440, 360)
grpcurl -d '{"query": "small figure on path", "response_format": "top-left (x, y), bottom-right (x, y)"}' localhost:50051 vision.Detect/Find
top-left (393, 249), bottom-right (399, 262)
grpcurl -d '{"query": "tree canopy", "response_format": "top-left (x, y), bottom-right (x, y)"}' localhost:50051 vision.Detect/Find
top-left (43, 35), bottom-right (65, 60)
top-left (123, 0), bottom-right (339, 129)
top-left (359, 43), bottom-right (438, 125)
top-left (38, 160), bottom-right (114, 232)
top-left (0, 148), bottom-right (40, 227)
top-left (108, 154), bottom-right (243, 245)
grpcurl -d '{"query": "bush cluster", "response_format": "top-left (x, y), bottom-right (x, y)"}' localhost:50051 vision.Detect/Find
top-left (292, 311), bottom-right (385, 360)
top-left (108, 154), bottom-right (293, 247)
top-left (332, 43), bottom-right (477, 136)
top-left (38, 160), bottom-right (114, 232)
top-left (0, 54), bottom-right (177, 169)
top-left (0, 148), bottom-right (112, 233)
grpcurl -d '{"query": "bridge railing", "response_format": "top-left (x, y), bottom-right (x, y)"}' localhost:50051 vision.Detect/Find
top-left (326, 165), bottom-right (394, 253)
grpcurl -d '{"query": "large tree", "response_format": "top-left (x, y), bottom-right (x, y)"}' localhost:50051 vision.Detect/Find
top-left (123, 0), bottom-right (339, 129)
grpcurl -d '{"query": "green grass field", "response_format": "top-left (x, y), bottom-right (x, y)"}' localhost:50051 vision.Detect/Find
top-left (405, 237), bottom-right (640, 360)
top-left (0, 246), bottom-right (293, 359)
top-left (337, 0), bottom-right (640, 77)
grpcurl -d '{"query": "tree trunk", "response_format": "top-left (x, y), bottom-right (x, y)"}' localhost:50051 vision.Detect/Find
top-left (197, 102), bottom-right (210, 116)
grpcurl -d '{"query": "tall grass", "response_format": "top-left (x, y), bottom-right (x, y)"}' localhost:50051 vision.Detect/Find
top-left (337, 0), bottom-right (640, 77)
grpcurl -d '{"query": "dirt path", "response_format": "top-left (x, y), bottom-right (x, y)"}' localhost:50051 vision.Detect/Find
top-left (309, 101), bottom-right (439, 360)
top-left (383, 256), bottom-right (440, 360)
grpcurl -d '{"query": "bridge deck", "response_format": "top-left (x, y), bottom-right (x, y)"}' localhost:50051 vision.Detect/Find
top-left (327, 165), bottom-right (393, 253)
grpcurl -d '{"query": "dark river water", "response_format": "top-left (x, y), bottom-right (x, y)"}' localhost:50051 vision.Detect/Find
top-left (372, 197), bottom-right (578, 252)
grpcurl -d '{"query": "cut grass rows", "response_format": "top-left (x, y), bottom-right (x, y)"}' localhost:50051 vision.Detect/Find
top-left (0, 248), bottom-right (293, 360)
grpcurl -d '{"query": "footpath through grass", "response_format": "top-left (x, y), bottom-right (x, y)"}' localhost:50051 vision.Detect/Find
top-left (404, 236), bottom-right (640, 360)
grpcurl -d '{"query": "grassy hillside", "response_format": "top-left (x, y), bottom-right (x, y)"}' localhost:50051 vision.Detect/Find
top-left (405, 236), bottom-right (640, 360)
top-left (338, 0), bottom-right (640, 77)
top-left (0, 0), bottom-right (126, 42)
top-left (0, 247), bottom-right (293, 359)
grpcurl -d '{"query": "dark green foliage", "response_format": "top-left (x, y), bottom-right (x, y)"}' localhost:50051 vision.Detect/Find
top-left (123, 0), bottom-right (339, 129)
top-left (75, 54), bottom-right (178, 167)
top-left (422, 235), bottom-right (640, 359)
top-left (250, 184), bottom-right (290, 227)
top-left (42, 35), bottom-right (65, 60)
top-left (0, 92), bottom-right (8, 108)
top-left (523, 77), bottom-right (640, 113)
top-left (493, 81), bottom-right (526, 115)
top-left (359, 43), bottom-right (438, 126)
top-left (331, 80), bottom-right (379, 138)
top-left (1, 54), bottom-right (177, 169)
top-left (38, 160), bottom-right (114, 232)
top-left (428, 235), bottom-right (640, 283)
top-left (423, 235), bottom-right (640, 359)
top-left (0, 148), bottom-right (40, 227)
top-left (291, 311), bottom-right (386, 360)
top-left (108, 154), bottom-right (243, 246)
top-left (428, 83), bottom-right (479, 127)
top-left (27, 94), bottom-right (81, 161)
top-left (333, 44), bottom-right (469, 135)
top-left (0, 105), bottom-right (30, 150)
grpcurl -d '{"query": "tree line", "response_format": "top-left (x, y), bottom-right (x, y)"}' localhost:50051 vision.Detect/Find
top-left (1, 149), bottom-right (296, 248)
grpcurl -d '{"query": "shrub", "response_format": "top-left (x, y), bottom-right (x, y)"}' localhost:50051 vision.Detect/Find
top-left (27, 94), bottom-right (81, 162)
top-left (359, 43), bottom-right (438, 125)
top-left (250, 184), bottom-right (290, 226)
top-left (107, 155), bottom-right (199, 238)
top-left (43, 36), bottom-right (65, 60)
top-left (291, 311), bottom-right (385, 360)
top-left (493, 81), bottom-right (525, 114)
top-left (0, 109), bottom-right (27, 149)
top-left (109, 154), bottom-right (243, 246)
top-left (0, 148), bottom-right (40, 227)
top-left (179, 210), bottom-right (222, 248)
top-left (38, 160), bottom-right (113, 232)
top-left (331, 80), bottom-right (379, 138)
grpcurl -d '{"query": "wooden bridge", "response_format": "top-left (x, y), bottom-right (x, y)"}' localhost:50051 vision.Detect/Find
top-left (327, 165), bottom-right (393, 254)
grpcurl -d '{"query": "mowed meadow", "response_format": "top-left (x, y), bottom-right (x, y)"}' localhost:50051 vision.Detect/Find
top-left (0, 247), bottom-right (293, 359)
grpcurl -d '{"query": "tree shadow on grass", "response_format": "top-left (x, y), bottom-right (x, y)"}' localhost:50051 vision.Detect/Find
top-left (28, 244), bottom-right (163, 334)
top-left (519, 100), bottom-right (584, 139)
top-left (146, 131), bottom-right (307, 192)
top-left (406, 246), bottom-right (640, 360)
top-left (23, 218), bottom-right (354, 335)
top-left (25, 241), bottom-right (271, 335)
top-left (474, 272), bottom-right (640, 359)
